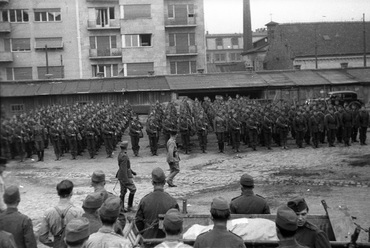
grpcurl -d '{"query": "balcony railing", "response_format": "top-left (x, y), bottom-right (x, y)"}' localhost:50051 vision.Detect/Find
top-left (166, 45), bottom-right (197, 56)
top-left (0, 51), bottom-right (13, 62)
top-left (0, 22), bottom-right (11, 33)
top-left (89, 48), bottom-right (121, 58)
top-left (87, 19), bottom-right (120, 30)
top-left (165, 17), bottom-right (196, 27)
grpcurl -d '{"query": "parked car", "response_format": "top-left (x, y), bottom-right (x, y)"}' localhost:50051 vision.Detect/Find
top-left (305, 91), bottom-right (363, 109)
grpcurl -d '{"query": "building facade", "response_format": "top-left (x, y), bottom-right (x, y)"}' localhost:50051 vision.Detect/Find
top-left (0, 0), bottom-right (206, 81)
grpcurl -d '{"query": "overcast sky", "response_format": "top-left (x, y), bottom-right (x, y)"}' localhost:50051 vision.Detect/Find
top-left (204, 0), bottom-right (370, 33)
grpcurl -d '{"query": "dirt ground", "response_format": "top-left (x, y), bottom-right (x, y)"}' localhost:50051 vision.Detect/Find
top-left (2, 128), bottom-right (370, 245)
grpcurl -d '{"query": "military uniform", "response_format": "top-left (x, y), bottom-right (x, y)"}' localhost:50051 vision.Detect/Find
top-left (357, 108), bottom-right (369, 145)
top-left (135, 188), bottom-right (179, 239)
top-left (193, 225), bottom-right (246, 248)
top-left (293, 114), bottom-right (307, 148)
top-left (102, 121), bottom-right (115, 158)
top-left (341, 109), bottom-right (353, 146)
top-left (262, 114), bottom-right (274, 150)
top-left (166, 135), bottom-right (180, 187)
top-left (50, 123), bottom-right (62, 160)
top-left (146, 116), bottom-right (160, 155)
top-left (179, 116), bottom-right (192, 154)
top-left (116, 141), bottom-right (137, 211)
top-left (230, 189), bottom-right (270, 214)
top-left (196, 116), bottom-right (208, 153)
top-left (213, 114), bottom-right (227, 153)
top-left (129, 117), bottom-right (143, 156)
top-left (276, 114), bottom-right (289, 149)
top-left (84, 122), bottom-right (98, 159)
top-left (229, 115), bottom-right (241, 152)
top-left (66, 122), bottom-right (79, 159)
top-left (309, 114), bottom-right (323, 148)
top-left (33, 122), bottom-right (45, 161)
top-left (246, 115), bottom-right (259, 151)
top-left (295, 222), bottom-right (331, 248)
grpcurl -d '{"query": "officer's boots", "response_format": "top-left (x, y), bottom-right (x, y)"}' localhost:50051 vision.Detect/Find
top-left (120, 195), bottom-right (126, 212)
top-left (37, 151), bottom-right (41, 161)
top-left (127, 193), bottom-right (136, 212)
top-left (41, 150), bottom-right (44, 161)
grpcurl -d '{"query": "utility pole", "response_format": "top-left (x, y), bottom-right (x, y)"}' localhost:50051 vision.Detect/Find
top-left (363, 13), bottom-right (367, 67)
top-left (45, 44), bottom-right (49, 74)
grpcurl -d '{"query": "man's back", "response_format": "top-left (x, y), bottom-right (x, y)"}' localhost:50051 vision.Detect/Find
top-left (194, 225), bottom-right (246, 248)
top-left (85, 227), bottom-right (131, 248)
top-left (230, 190), bottom-right (270, 214)
top-left (135, 189), bottom-right (179, 239)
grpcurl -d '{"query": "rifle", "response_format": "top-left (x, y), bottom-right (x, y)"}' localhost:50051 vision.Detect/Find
top-left (346, 227), bottom-right (361, 248)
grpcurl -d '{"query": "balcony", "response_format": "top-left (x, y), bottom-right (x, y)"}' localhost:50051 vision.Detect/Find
top-left (0, 22), bottom-right (11, 33)
top-left (89, 48), bottom-right (121, 59)
top-left (0, 51), bottom-right (13, 62)
top-left (87, 19), bottom-right (120, 30)
top-left (166, 46), bottom-right (197, 56)
top-left (165, 17), bottom-right (196, 28)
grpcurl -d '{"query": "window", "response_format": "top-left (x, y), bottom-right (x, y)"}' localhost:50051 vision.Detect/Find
top-left (169, 33), bottom-right (195, 46)
top-left (92, 64), bottom-right (119, 77)
top-left (96, 7), bottom-right (114, 26)
top-left (6, 67), bottom-right (32, 80)
top-left (124, 34), bottom-right (152, 47)
top-left (170, 61), bottom-right (196, 74)
top-left (126, 63), bottom-right (154, 76)
top-left (34, 8), bottom-right (61, 22)
top-left (206, 54), bottom-right (210, 62)
top-left (215, 53), bottom-right (226, 62)
top-left (187, 4), bottom-right (194, 17)
top-left (231, 37), bottom-right (239, 46)
top-left (10, 38), bottom-right (31, 51)
top-left (230, 53), bottom-right (241, 61)
top-left (215, 38), bottom-right (223, 48)
top-left (35, 37), bottom-right (63, 49)
top-left (37, 66), bottom-right (64, 79)
top-left (123, 4), bottom-right (151, 19)
top-left (90, 36), bottom-right (117, 49)
top-left (11, 104), bottom-right (25, 114)
top-left (168, 5), bottom-right (174, 18)
top-left (2, 9), bottom-right (29, 23)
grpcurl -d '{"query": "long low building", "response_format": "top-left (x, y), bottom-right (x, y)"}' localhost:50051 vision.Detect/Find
top-left (1, 67), bottom-right (370, 117)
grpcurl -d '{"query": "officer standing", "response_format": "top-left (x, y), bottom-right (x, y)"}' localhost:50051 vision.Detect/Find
top-left (262, 112), bottom-right (274, 150)
top-left (341, 105), bottom-right (353, 147)
top-left (166, 131), bottom-right (180, 187)
top-left (213, 112), bottom-right (227, 153)
top-left (129, 115), bottom-right (143, 157)
top-left (66, 120), bottom-right (79, 160)
top-left (50, 122), bottom-right (62, 161)
top-left (230, 174), bottom-right (270, 214)
top-left (116, 141), bottom-right (137, 212)
top-left (246, 113), bottom-right (259, 151)
top-left (276, 112), bottom-right (290, 149)
top-left (196, 114), bottom-right (208, 153)
top-left (229, 113), bottom-right (241, 152)
top-left (287, 197), bottom-right (331, 248)
top-left (146, 115), bottom-right (160, 156)
top-left (33, 119), bottom-right (45, 161)
top-left (293, 111), bottom-right (307, 148)
top-left (357, 105), bottom-right (369, 145)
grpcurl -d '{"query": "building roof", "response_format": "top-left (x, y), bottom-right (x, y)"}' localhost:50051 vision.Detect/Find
top-left (1, 68), bottom-right (369, 97)
top-left (275, 22), bottom-right (370, 58)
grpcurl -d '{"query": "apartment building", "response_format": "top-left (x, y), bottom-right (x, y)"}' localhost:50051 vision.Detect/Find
top-left (0, 0), bottom-right (206, 81)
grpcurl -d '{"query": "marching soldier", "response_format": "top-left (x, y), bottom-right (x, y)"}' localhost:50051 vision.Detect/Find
top-left (293, 111), bottom-right (307, 148)
top-left (196, 114), bottom-right (208, 153)
top-left (229, 113), bottom-right (241, 152)
top-left (129, 114), bottom-right (143, 157)
top-left (262, 112), bottom-right (274, 150)
top-left (49, 122), bottom-right (62, 161)
top-left (84, 119), bottom-right (98, 159)
top-left (102, 119), bottom-right (115, 158)
top-left (213, 112), bottom-right (227, 153)
top-left (324, 108), bottom-right (338, 147)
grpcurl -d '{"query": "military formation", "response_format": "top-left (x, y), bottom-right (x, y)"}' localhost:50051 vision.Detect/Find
top-left (1, 96), bottom-right (369, 163)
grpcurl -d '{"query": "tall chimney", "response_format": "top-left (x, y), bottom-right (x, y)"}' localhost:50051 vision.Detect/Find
top-left (243, 0), bottom-right (253, 52)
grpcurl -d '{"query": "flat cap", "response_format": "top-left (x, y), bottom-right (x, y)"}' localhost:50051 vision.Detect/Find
top-left (163, 208), bottom-right (183, 231)
top-left (120, 141), bottom-right (129, 148)
top-left (65, 217), bottom-right (90, 242)
top-left (0, 157), bottom-right (7, 166)
top-left (99, 196), bottom-right (120, 218)
top-left (276, 205), bottom-right (298, 231)
top-left (240, 174), bottom-right (254, 187)
top-left (4, 185), bottom-right (20, 205)
top-left (91, 170), bottom-right (105, 183)
top-left (152, 167), bottom-right (166, 183)
top-left (287, 197), bottom-right (308, 212)
top-left (211, 197), bottom-right (229, 210)
top-left (83, 192), bottom-right (103, 209)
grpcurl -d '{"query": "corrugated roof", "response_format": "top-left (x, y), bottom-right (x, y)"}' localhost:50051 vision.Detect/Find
top-left (259, 72), bottom-right (296, 87)
top-left (166, 73), bottom-right (268, 90)
top-left (284, 71), bottom-right (330, 86)
top-left (316, 70), bottom-right (358, 85)
top-left (346, 68), bottom-right (370, 82)
top-left (275, 22), bottom-right (370, 58)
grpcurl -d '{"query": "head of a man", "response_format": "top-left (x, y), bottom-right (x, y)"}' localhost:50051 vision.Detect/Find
top-left (98, 196), bottom-right (120, 226)
top-left (210, 197), bottom-right (230, 222)
top-left (4, 185), bottom-right (20, 207)
top-left (275, 205), bottom-right (298, 239)
top-left (287, 197), bottom-right (309, 227)
top-left (170, 130), bottom-right (177, 137)
top-left (163, 208), bottom-right (183, 236)
top-left (57, 180), bottom-right (74, 198)
top-left (240, 173), bottom-right (254, 190)
top-left (120, 141), bottom-right (128, 151)
top-left (151, 167), bottom-right (166, 187)
top-left (91, 170), bottom-right (106, 188)
top-left (64, 217), bottom-right (90, 247)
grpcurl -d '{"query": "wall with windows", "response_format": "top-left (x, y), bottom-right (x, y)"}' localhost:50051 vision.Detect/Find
top-left (0, 0), bottom-right (80, 81)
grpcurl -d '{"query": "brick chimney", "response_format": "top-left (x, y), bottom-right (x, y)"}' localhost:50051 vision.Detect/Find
top-left (243, 0), bottom-right (253, 52)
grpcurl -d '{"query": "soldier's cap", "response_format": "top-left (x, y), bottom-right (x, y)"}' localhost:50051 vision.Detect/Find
top-left (287, 197), bottom-right (309, 212)
top-left (120, 141), bottom-right (129, 149)
top-left (151, 167), bottom-right (166, 183)
top-left (91, 170), bottom-right (105, 183)
top-left (276, 205), bottom-right (298, 231)
top-left (65, 217), bottom-right (90, 242)
top-left (99, 196), bottom-right (120, 218)
top-left (4, 185), bottom-right (20, 205)
top-left (0, 157), bottom-right (7, 166)
top-left (240, 174), bottom-right (254, 187)
top-left (163, 208), bottom-right (183, 230)
top-left (83, 192), bottom-right (103, 209)
top-left (211, 197), bottom-right (229, 210)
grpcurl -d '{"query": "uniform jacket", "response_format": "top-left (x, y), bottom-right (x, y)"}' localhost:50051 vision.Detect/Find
top-left (135, 188), bottom-right (179, 239)
top-left (230, 189), bottom-right (270, 214)
top-left (341, 111), bottom-right (353, 127)
top-left (357, 110), bottom-right (369, 127)
top-left (214, 116), bottom-right (226, 133)
top-left (116, 151), bottom-right (133, 183)
top-left (295, 221), bottom-right (331, 248)
top-left (167, 137), bottom-right (180, 163)
top-left (309, 116), bottom-right (323, 133)
top-left (193, 225), bottom-right (246, 248)
top-left (293, 117), bottom-right (307, 132)
top-left (85, 226), bottom-right (131, 248)
top-left (0, 230), bottom-right (17, 248)
top-left (229, 118), bottom-right (241, 131)
top-left (154, 240), bottom-right (193, 248)
top-left (324, 114), bottom-right (338, 130)
top-left (82, 212), bottom-right (102, 235)
top-left (262, 116), bottom-right (274, 132)
top-left (276, 116), bottom-right (289, 131)
top-left (129, 119), bottom-right (143, 137)
top-left (0, 207), bottom-right (37, 248)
